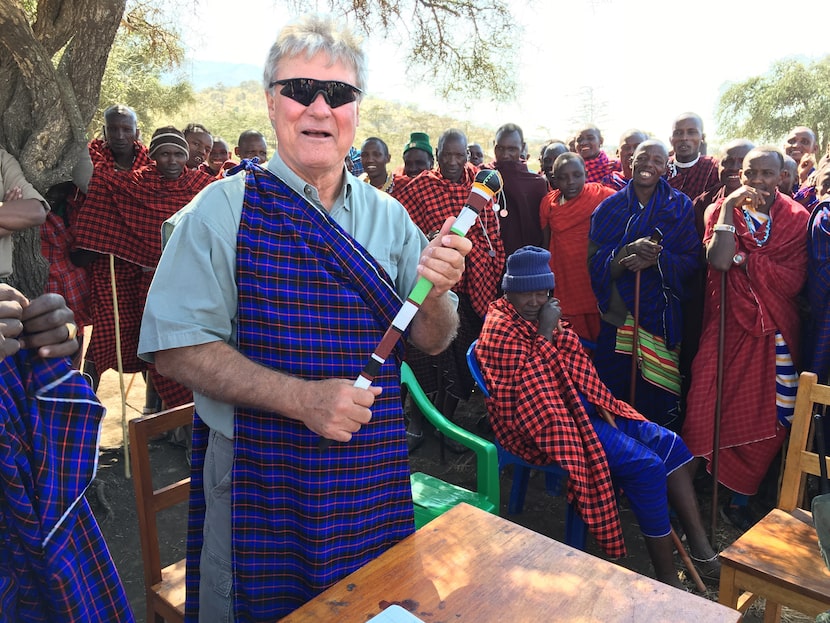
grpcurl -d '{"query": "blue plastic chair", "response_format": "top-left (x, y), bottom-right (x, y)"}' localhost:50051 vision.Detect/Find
top-left (465, 339), bottom-right (588, 550)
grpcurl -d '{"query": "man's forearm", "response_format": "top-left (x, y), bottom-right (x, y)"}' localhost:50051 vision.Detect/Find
top-left (408, 292), bottom-right (458, 355)
top-left (0, 199), bottom-right (47, 230)
top-left (155, 341), bottom-right (308, 419)
top-left (154, 340), bottom-right (382, 441)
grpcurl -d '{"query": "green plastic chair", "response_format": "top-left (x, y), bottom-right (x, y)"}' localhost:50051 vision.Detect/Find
top-left (401, 361), bottom-right (500, 528)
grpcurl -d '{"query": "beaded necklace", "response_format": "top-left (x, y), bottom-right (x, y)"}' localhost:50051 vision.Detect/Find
top-left (741, 206), bottom-right (771, 246)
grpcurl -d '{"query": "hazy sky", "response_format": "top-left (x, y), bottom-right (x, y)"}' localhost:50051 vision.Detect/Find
top-left (180, 0), bottom-right (830, 148)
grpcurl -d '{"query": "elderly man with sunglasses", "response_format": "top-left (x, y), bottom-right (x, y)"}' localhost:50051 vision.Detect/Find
top-left (139, 14), bottom-right (470, 623)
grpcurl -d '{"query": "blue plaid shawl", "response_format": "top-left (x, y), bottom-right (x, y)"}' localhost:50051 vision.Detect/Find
top-left (0, 352), bottom-right (134, 623)
top-left (589, 178), bottom-right (700, 349)
top-left (184, 162), bottom-right (415, 622)
top-left (808, 200), bottom-right (830, 381)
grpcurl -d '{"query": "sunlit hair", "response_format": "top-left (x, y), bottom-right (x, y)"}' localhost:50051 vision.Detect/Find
top-left (496, 122), bottom-right (524, 145)
top-left (262, 14), bottom-right (367, 96)
top-left (437, 129), bottom-right (467, 154)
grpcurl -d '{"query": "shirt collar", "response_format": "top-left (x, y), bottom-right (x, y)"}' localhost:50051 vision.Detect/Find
top-left (266, 152), bottom-right (353, 212)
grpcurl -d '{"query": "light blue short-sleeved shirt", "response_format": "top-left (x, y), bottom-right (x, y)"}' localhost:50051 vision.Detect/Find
top-left (138, 153), bottom-right (446, 438)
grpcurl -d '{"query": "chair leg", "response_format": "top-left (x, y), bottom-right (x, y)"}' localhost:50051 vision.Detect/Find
top-left (762, 601), bottom-right (782, 623)
top-left (565, 501), bottom-right (588, 550)
top-left (717, 565), bottom-right (740, 610)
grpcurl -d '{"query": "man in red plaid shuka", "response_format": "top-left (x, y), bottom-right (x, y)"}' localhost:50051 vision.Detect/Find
top-left (477, 246), bottom-right (719, 587)
top-left (666, 113), bottom-right (720, 201)
top-left (394, 129), bottom-right (505, 448)
top-left (74, 127), bottom-right (213, 408)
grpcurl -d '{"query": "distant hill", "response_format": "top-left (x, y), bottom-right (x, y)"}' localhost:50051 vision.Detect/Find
top-left (178, 60), bottom-right (262, 91)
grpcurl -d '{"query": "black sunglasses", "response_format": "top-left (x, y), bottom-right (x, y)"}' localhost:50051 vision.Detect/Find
top-left (268, 78), bottom-right (362, 108)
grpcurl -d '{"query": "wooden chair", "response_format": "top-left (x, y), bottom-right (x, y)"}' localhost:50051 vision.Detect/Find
top-left (402, 362), bottom-right (500, 528)
top-left (129, 403), bottom-right (194, 623)
top-left (465, 340), bottom-right (589, 549)
top-left (718, 371), bottom-right (830, 621)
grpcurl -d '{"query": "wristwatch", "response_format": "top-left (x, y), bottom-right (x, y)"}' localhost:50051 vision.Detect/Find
top-left (732, 251), bottom-right (746, 266)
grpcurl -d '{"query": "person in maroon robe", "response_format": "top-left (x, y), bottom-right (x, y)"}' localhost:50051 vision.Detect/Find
top-left (666, 112), bottom-right (720, 201)
top-left (485, 123), bottom-right (548, 256)
top-left (683, 147), bottom-right (810, 531)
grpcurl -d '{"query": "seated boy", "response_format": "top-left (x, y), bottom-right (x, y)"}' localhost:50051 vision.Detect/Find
top-left (475, 246), bottom-right (719, 588)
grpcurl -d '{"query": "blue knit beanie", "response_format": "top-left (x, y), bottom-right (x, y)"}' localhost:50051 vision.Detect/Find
top-left (501, 246), bottom-right (556, 293)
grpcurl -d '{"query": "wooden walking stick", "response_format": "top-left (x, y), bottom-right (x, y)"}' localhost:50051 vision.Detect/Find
top-left (628, 229), bottom-right (662, 406)
top-left (629, 269), bottom-right (641, 406)
top-left (109, 253), bottom-right (130, 478)
top-left (709, 270), bottom-right (727, 544)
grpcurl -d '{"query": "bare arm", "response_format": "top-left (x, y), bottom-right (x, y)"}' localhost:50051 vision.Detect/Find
top-left (154, 341), bottom-right (381, 442)
top-left (705, 185), bottom-right (765, 272)
top-left (0, 187), bottom-right (48, 233)
top-left (407, 216), bottom-right (472, 355)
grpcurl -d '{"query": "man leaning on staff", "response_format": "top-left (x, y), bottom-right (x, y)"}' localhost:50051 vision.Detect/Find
top-left (138, 14), bottom-right (471, 623)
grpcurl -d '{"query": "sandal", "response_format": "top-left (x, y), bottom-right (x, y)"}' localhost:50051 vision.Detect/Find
top-left (690, 553), bottom-right (721, 582)
top-left (406, 430), bottom-right (424, 452)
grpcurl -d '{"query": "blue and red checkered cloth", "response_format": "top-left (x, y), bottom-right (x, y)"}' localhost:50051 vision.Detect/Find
top-left (184, 162), bottom-right (415, 621)
top-left (0, 352), bottom-right (134, 622)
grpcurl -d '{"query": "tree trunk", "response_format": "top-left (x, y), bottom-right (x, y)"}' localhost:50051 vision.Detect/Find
top-left (0, 0), bottom-right (126, 295)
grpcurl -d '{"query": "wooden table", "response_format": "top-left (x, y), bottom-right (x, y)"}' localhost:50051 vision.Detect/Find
top-left (282, 503), bottom-right (741, 622)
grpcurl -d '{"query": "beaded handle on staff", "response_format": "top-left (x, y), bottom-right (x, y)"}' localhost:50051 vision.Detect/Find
top-left (319, 168), bottom-right (503, 450)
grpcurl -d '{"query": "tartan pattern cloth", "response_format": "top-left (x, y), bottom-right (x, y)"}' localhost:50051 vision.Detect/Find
top-left (393, 162), bottom-right (505, 318)
top-left (589, 178), bottom-right (700, 348)
top-left (683, 192), bottom-right (810, 494)
top-left (540, 183), bottom-right (614, 339)
top-left (477, 297), bottom-right (648, 557)
top-left (583, 151), bottom-right (615, 184)
top-left (75, 164), bottom-right (214, 268)
top-left (40, 194), bottom-right (92, 330)
top-left (808, 200), bottom-right (830, 381)
top-left (0, 352), bottom-right (133, 622)
top-left (87, 138), bottom-right (152, 171)
top-left (183, 162), bottom-right (414, 622)
top-left (75, 164), bottom-right (211, 402)
top-left (666, 155), bottom-right (720, 201)
top-left (83, 258), bottom-right (149, 375)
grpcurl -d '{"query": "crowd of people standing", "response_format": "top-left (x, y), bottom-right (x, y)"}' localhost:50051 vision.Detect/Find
top-left (2, 11), bottom-right (830, 621)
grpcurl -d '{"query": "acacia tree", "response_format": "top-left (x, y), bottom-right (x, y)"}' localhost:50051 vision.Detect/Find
top-left (0, 0), bottom-right (126, 295)
top-left (1, 0), bottom-right (516, 296)
top-left (716, 56), bottom-right (830, 152)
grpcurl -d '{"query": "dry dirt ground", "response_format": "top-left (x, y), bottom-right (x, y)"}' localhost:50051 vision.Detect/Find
top-left (89, 369), bottom-right (809, 623)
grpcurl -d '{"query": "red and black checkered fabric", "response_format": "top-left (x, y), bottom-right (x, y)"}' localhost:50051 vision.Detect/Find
top-left (75, 164), bottom-right (213, 267)
top-left (40, 190), bottom-right (92, 330)
top-left (666, 155), bottom-right (720, 201)
top-left (477, 297), bottom-right (646, 557)
top-left (88, 138), bottom-right (152, 171)
top-left (75, 164), bottom-right (212, 381)
top-left (393, 163), bottom-right (505, 318)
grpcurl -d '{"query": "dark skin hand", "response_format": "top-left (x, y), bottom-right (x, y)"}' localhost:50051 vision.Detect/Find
top-left (618, 237), bottom-right (663, 273)
top-left (535, 295), bottom-right (616, 427)
top-left (0, 285), bottom-right (79, 359)
top-left (536, 296), bottom-right (563, 342)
